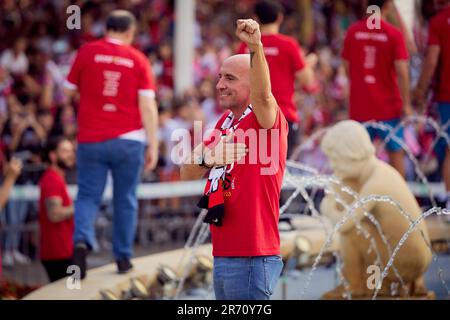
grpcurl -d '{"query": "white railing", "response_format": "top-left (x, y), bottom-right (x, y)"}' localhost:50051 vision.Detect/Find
top-left (8, 180), bottom-right (446, 201)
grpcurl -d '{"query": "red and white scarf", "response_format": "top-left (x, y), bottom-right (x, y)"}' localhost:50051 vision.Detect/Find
top-left (198, 105), bottom-right (253, 226)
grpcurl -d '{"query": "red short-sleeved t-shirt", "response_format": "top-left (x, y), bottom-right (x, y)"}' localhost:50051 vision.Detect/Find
top-left (66, 38), bottom-right (156, 143)
top-left (342, 18), bottom-right (409, 122)
top-left (39, 168), bottom-right (74, 260)
top-left (428, 6), bottom-right (450, 103)
top-left (205, 107), bottom-right (288, 257)
top-left (238, 34), bottom-right (305, 123)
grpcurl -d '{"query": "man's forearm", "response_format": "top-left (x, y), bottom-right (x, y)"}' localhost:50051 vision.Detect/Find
top-left (180, 143), bottom-right (208, 181)
top-left (181, 164), bottom-right (208, 181)
top-left (297, 66), bottom-right (315, 88)
top-left (248, 43), bottom-right (272, 102)
top-left (247, 41), bottom-right (278, 128)
top-left (9, 131), bottom-right (23, 152)
top-left (416, 46), bottom-right (440, 93)
top-left (395, 60), bottom-right (411, 107)
top-left (398, 72), bottom-right (410, 107)
top-left (48, 205), bottom-right (74, 223)
top-left (139, 97), bottom-right (159, 150)
top-left (45, 197), bottom-right (74, 223)
top-left (63, 87), bottom-right (77, 100)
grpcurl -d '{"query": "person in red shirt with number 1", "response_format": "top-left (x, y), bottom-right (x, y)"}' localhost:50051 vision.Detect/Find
top-left (342, 0), bottom-right (411, 177)
top-left (414, 1), bottom-right (450, 211)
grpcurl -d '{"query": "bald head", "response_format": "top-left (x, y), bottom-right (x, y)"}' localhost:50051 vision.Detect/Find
top-left (106, 10), bottom-right (136, 33)
top-left (223, 54), bottom-right (251, 69)
top-left (105, 10), bottom-right (136, 45)
top-left (220, 54), bottom-right (250, 82)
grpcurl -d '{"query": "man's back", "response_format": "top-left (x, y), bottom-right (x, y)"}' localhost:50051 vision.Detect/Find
top-left (342, 18), bottom-right (408, 122)
top-left (67, 38), bottom-right (155, 142)
top-left (428, 6), bottom-right (450, 103)
top-left (238, 34), bottom-right (305, 123)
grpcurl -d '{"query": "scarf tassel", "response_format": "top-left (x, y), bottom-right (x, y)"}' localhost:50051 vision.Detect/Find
top-left (198, 181), bottom-right (225, 226)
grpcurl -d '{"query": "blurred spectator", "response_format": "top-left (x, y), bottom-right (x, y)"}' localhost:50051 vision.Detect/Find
top-left (414, 1), bottom-right (450, 210)
top-left (1, 96), bottom-right (46, 268)
top-left (198, 79), bottom-right (222, 132)
top-left (0, 158), bottom-right (22, 211)
top-left (0, 37), bottom-right (28, 76)
top-left (0, 67), bottom-right (13, 120)
top-left (157, 42), bottom-right (174, 89)
top-left (342, 0), bottom-right (410, 177)
top-left (157, 106), bottom-right (181, 210)
top-left (0, 157), bottom-right (22, 279)
top-left (39, 137), bottom-right (75, 283)
top-left (3, 105), bottom-right (47, 165)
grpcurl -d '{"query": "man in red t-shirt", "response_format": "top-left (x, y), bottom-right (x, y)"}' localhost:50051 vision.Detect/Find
top-left (64, 10), bottom-right (159, 278)
top-left (237, 0), bottom-right (317, 157)
top-left (39, 137), bottom-right (75, 282)
top-left (342, 0), bottom-right (411, 177)
top-left (414, 1), bottom-right (450, 210)
top-left (181, 19), bottom-right (287, 300)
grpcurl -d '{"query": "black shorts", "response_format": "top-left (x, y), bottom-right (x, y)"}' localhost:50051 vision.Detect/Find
top-left (41, 259), bottom-right (72, 283)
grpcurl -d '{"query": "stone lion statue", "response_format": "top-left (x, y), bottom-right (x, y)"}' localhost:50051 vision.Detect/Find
top-left (319, 120), bottom-right (432, 299)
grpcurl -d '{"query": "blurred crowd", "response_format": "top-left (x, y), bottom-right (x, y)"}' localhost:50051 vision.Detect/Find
top-left (0, 0), bottom-right (445, 188)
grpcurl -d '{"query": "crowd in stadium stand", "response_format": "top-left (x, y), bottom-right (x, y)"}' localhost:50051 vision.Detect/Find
top-left (0, 0), bottom-right (448, 267)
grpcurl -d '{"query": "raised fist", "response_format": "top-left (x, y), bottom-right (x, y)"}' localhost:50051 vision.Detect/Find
top-left (235, 19), bottom-right (262, 46)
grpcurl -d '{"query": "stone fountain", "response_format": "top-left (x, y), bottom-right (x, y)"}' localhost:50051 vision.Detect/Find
top-left (318, 120), bottom-right (433, 299)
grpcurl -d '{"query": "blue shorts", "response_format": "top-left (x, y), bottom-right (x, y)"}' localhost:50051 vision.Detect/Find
top-left (435, 102), bottom-right (450, 162)
top-left (365, 118), bottom-right (404, 152)
top-left (437, 103), bottom-right (450, 140)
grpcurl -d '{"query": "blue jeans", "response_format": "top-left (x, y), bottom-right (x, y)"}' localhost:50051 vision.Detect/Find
top-left (213, 255), bottom-right (284, 300)
top-left (435, 103), bottom-right (450, 163)
top-left (1, 200), bottom-right (29, 252)
top-left (74, 138), bottom-right (145, 260)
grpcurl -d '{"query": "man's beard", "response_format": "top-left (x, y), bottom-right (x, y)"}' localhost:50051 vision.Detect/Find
top-left (56, 158), bottom-right (72, 171)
